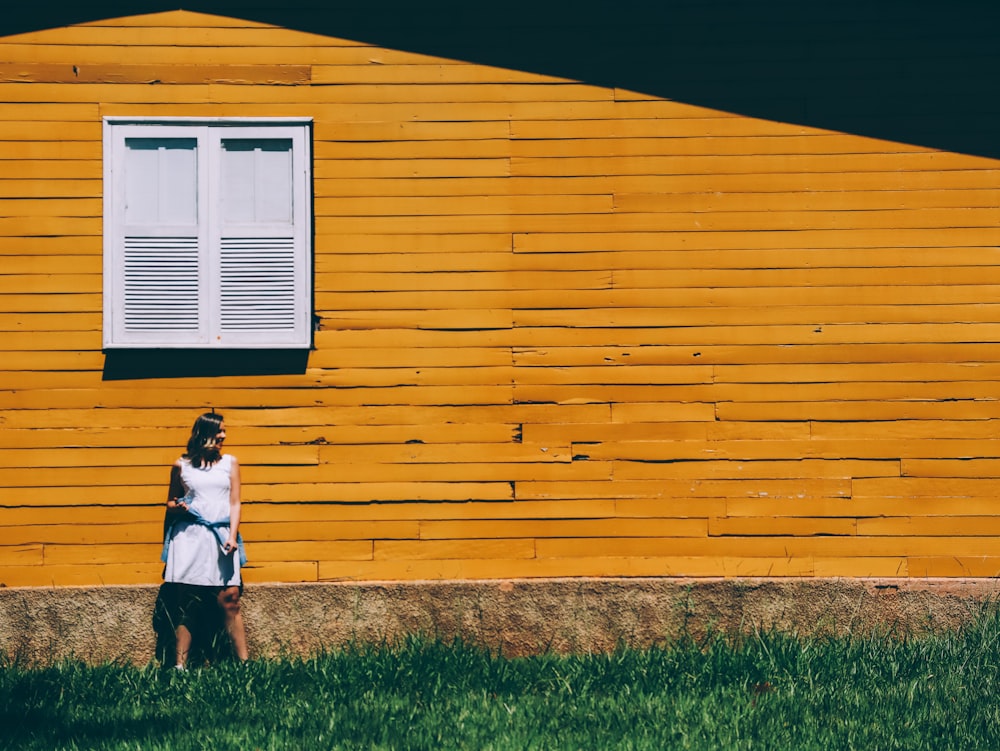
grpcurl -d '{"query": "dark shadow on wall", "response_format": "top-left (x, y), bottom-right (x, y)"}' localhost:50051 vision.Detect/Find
top-left (102, 350), bottom-right (310, 380)
top-left (4, 0), bottom-right (1000, 159)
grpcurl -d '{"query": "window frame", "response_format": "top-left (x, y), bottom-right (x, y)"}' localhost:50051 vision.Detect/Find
top-left (102, 117), bottom-right (314, 350)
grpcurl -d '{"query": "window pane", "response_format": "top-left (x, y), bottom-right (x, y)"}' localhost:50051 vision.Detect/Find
top-left (124, 138), bottom-right (197, 225)
top-left (221, 139), bottom-right (293, 224)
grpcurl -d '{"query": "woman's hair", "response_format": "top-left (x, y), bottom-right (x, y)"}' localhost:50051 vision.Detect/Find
top-left (185, 411), bottom-right (225, 467)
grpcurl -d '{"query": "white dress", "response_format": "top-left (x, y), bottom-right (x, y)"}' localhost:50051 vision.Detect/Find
top-left (163, 454), bottom-right (241, 587)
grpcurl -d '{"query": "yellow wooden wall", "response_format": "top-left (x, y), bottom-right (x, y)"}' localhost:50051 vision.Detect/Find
top-left (2, 10), bottom-right (1000, 586)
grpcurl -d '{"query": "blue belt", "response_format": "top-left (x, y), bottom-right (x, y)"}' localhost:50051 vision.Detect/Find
top-left (162, 506), bottom-right (247, 567)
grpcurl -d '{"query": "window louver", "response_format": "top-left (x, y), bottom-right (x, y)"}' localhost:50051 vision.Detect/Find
top-left (219, 237), bottom-right (297, 330)
top-left (123, 236), bottom-right (200, 331)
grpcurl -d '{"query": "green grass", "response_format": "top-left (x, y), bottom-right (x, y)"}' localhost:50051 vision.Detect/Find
top-left (4, 608), bottom-right (1000, 751)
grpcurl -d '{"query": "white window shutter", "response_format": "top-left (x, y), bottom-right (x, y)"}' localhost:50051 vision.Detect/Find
top-left (104, 120), bottom-right (312, 349)
top-left (105, 127), bottom-right (210, 347)
top-left (122, 236), bottom-right (201, 331)
top-left (210, 130), bottom-right (310, 348)
top-left (219, 237), bottom-right (298, 331)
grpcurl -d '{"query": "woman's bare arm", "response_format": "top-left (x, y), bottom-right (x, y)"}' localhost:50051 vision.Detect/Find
top-left (224, 456), bottom-right (242, 553)
top-left (165, 461), bottom-right (189, 514)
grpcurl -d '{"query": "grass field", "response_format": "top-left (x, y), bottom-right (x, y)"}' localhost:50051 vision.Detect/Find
top-left (4, 608), bottom-right (1000, 750)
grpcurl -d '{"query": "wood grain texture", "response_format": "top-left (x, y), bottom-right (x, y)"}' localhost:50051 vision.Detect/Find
top-left (1, 7), bottom-right (998, 587)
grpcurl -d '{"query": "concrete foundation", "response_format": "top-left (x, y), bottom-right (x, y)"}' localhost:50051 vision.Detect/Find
top-left (1, 577), bottom-right (998, 665)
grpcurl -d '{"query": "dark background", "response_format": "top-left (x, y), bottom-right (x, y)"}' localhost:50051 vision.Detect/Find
top-left (5, 0), bottom-right (1000, 159)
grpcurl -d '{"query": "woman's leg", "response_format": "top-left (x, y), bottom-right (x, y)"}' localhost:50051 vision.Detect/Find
top-left (174, 624), bottom-right (193, 668)
top-left (173, 584), bottom-right (200, 669)
top-left (218, 586), bottom-right (249, 661)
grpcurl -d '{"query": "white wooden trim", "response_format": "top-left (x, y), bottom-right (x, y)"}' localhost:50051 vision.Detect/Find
top-left (103, 120), bottom-right (313, 350)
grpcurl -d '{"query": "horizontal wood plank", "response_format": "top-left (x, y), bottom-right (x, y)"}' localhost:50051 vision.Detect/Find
top-left (5, 8), bottom-right (1000, 584)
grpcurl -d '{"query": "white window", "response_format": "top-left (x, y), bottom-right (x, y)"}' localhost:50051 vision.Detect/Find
top-left (103, 118), bottom-right (312, 349)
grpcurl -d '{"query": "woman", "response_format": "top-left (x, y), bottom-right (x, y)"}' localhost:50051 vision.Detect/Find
top-left (162, 411), bottom-right (248, 667)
